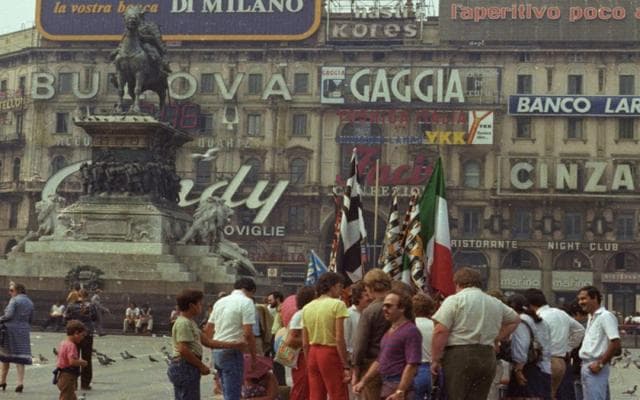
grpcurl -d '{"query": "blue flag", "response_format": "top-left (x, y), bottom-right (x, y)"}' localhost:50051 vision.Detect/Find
top-left (305, 250), bottom-right (328, 286)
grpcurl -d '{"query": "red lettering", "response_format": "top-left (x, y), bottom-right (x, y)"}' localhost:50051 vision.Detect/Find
top-left (180, 103), bottom-right (199, 129)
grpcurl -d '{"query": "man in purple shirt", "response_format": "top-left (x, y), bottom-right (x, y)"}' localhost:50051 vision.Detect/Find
top-left (353, 289), bottom-right (422, 400)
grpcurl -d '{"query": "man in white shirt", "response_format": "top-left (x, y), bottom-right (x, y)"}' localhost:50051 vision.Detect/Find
top-left (525, 288), bottom-right (585, 399)
top-left (123, 302), bottom-right (140, 333)
top-left (431, 267), bottom-right (520, 400)
top-left (203, 278), bottom-right (257, 400)
top-left (344, 281), bottom-right (371, 356)
top-left (577, 286), bottom-right (621, 400)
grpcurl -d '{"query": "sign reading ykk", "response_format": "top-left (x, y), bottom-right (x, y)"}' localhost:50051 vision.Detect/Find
top-left (36, 0), bottom-right (322, 41)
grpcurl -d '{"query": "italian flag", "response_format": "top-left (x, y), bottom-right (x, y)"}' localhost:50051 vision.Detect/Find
top-left (419, 157), bottom-right (455, 297)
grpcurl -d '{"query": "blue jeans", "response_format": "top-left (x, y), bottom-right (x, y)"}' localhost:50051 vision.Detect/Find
top-left (413, 363), bottom-right (431, 400)
top-left (167, 359), bottom-right (201, 400)
top-left (213, 349), bottom-right (244, 400)
top-left (581, 363), bottom-right (610, 400)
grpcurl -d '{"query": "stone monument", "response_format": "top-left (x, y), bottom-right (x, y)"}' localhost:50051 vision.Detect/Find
top-left (1, 6), bottom-right (255, 306)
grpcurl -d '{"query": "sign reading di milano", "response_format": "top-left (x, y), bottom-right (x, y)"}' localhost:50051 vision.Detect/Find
top-left (509, 95), bottom-right (640, 117)
top-left (36, 0), bottom-right (321, 41)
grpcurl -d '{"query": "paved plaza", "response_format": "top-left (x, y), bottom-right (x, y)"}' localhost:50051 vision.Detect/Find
top-left (0, 332), bottom-right (637, 399)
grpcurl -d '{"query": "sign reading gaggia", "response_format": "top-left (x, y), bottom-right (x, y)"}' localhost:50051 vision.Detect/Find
top-left (509, 95), bottom-right (640, 117)
top-left (36, 0), bottom-right (321, 41)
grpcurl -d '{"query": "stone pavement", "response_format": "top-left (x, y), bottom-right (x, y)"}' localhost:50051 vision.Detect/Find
top-left (4, 332), bottom-right (640, 400)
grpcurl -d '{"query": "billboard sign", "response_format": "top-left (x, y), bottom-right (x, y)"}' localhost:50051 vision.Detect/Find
top-left (509, 95), bottom-right (640, 117)
top-left (36, 0), bottom-right (322, 41)
top-left (440, 0), bottom-right (640, 43)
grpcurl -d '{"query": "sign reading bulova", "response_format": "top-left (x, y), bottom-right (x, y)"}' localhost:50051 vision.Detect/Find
top-left (440, 0), bottom-right (640, 43)
top-left (36, 0), bottom-right (321, 41)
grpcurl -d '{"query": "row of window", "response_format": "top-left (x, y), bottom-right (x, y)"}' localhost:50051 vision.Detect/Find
top-left (49, 72), bottom-right (312, 96)
top-left (516, 73), bottom-right (636, 95)
top-left (515, 117), bottom-right (636, 140)
top-left (460, 208), bottom-right (636, 241)
top-left (194, 157), bottom-right (308, 186)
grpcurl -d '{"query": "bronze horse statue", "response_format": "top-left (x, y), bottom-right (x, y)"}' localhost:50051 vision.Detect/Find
top-left (110, 6), bottom-right (170, 113)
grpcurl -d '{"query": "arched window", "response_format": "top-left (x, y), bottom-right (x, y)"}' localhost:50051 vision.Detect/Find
top-left (289, 158), bottom-right (307, 184)
top-left (502, 249), bottom-right (540, 269)
top-left (12, 158), bottom-right (20, 181)
top-left (51, 155), bottom-right (67, 175)
top-left (4, 239), bottom-right (17, 255)
top-left (244, 158), bottom-right (262, 183)
top-left (195, 160), bottom-right (212, 186)
top-left (463, 160), bottom-right (481, 188)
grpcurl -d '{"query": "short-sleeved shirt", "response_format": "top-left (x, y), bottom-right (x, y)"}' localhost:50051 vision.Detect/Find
top-left (289, 310), bottom-right (303, 330)
top-left (432, 287), bottom-right (519, 347)
top-left (125, 307), bottom-right (140, 318)
top-left (377, 321), bottom-right (422, 378)
top-left (57, 339), bottom-right (79, 369)
top-left (344, 305), bottom-right (361, 354)
top-left (302, 295), bottom-right (349, 346)
top-left (209, 290), bottom-right (256, 342)
top-left (172, 315), bottom-right (203, 358)
top-left (579, 307), bottom-right (620, 361)
top-left (414, 317), bottom-right (434, 363)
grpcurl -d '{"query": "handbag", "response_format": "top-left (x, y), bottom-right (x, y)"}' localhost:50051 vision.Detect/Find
top-left (273, 327), bottom-right (300, 368)
top-left (0, 323), bottom-right (8, 350)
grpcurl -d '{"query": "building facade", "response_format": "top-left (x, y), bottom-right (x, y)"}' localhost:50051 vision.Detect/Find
top-left (1, 3), bottom-right (639, 315)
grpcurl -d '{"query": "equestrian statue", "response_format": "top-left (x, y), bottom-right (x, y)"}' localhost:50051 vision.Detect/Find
top-left (109, 6), bottom-right (171, 113)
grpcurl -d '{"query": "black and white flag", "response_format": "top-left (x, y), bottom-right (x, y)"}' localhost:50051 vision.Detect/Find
top-left (338, 148), bottom-right (367, 284)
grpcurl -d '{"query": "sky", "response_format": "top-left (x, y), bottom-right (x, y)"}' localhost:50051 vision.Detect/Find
top-left (1, 0), bottom-right (37, 34)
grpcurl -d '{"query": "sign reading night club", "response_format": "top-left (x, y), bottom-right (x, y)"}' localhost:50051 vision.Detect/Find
top-left (36, 0), bottom-right (322, 41)
top-left (509, 95), bottom-right (640, 116)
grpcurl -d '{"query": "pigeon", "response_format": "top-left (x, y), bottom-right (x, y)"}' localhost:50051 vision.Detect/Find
top-left (97, 355), bottom-right (111, 366)
top-left (622, 358), bottom-right (631, 369)
top-left (124, 350), bottom-right (136, 359)
top-left (104, 354), bottom-right (116, 363)
top-left (623, 349), bottom-right (631, 357)
top-left (149, 355), bottom-right (159, 362)
top-left (633, 359), bottom-right (640, 369)
top-left (623, 385), bottom-right (638, 395)
top-left (120, 352), bottom-right (130, 360)
top-left (38, 354), bottom-right (49, 364)
top-left (53, 347), bottom-right (59, 356)
top-left (190, 147), bottom-right (220, 161)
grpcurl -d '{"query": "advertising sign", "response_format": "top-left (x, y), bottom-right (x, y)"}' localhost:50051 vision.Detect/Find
top-left (36, 0), bottom-right (321, 41)
top-left (509, 95), bottom-right (640, 116)
top-left (440, 0), bottom-right (640, 43)
top-left (500, 269), bottom-right (541, 290)
top-left (552, 271), bottom-right (593, 291)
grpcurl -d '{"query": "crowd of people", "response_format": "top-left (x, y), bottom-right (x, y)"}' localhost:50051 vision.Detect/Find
top-left (0, 267), bottom-right (626, 400)
top-left (165, 267), bottom-right (622, 400)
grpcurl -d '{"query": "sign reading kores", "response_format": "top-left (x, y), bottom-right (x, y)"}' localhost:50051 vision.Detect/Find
top-left (440, 0), bottom-right (640, 43)
top-left (36, 0), bottom-right (321, 41)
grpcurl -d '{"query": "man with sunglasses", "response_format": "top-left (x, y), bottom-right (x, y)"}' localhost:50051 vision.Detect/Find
top-left (353, 289), bottom-right (422, 400)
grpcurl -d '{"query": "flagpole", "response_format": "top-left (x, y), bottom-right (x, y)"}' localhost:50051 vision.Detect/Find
top-left (373, 158), bottom-right (380, 270)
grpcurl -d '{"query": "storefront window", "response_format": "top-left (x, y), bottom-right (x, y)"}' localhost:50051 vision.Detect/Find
top-left (502, 249), bottom-right (539, 269)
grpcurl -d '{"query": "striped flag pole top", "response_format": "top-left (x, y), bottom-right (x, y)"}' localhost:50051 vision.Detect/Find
top-left (328, 188), bottom-right (342, 272)
top-left (404, 188), bottom-right (426, 290)
top-left (419, 157), bottom-right (455, 297)
top-left (380, 187), bottom-right (404, 280)
top-left (337, 148), bottom-right (368, 285)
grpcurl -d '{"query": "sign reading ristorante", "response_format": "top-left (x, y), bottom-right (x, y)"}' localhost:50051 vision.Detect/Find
top-left (36, 0), bottom-right (321, 41)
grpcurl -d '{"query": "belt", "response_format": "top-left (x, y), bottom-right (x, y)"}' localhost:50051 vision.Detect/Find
top-left (445, 344), bottom-right (493, 350)
top-left (551, 356), bottom-right (566, 359)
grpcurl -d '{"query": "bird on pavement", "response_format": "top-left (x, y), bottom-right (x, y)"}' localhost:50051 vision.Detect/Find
top-left (149, 355), bottom-right (159, 362)
top-left (97, 355), bottom-right (111, 366)
top-left (120, 352), bottom-right (130, 360)
top-left (53, 347), bottom-right (58, 356)
top-left (633, 359), bottom-right (640, 369)
top-left (622, 358), bottom-right (631, 368)
top-left (622, 385), bottom-right (637, 395)
top-left (124, 350), bottom-right (136, 359)
top-left (38, 354), bottom-right (48, 364)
